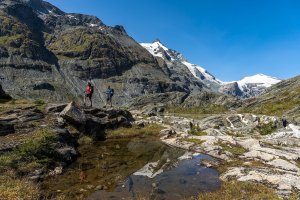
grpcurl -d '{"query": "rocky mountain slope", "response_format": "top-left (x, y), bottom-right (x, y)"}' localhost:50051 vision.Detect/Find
top-left (0, 0), bottom-right (208, 106)
top-left (140, 41), bottom-right (281, 98)
top-left (140, 40), bottom-right (222, 91)
top-left (221, 74), bottom-right (281, 98)
top-left (242, 75), bottom-right (300, 122)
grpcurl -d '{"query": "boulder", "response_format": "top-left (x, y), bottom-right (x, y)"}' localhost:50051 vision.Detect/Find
top-left (60, 102), bottom-right (87, 127)
top-left (60, 102), bottom-right (133, 138)
top-left (46, 103), bottom-right (68, 113)
top-left (0, 122), bottom-right (15, 136)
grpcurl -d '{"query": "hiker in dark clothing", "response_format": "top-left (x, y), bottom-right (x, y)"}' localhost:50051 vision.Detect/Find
top-left (282, 117), bottom-right (288, 128)
top-left (105, 86), bottom-right (114, 107)
top-left (84, 82), bottom-right (93, 107)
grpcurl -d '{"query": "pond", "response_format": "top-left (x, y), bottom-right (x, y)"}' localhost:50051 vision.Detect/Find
top-left (42, 136), bottom-right (220, 200)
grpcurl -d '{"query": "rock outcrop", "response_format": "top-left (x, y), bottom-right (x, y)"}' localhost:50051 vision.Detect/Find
top-left (60, 102), bottom-right (133, 138)
top-left (131, 110), bottom-right (300, 198)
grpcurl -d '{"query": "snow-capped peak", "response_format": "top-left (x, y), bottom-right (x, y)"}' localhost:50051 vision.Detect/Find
top-left (238, 74), bottom-right (281, 88)
top-left (140, 40), bottom-right (221, 86)
top-left (222, 74), bottom-right (282, 98)
top-left (140, 40), bottom-right (170, 60)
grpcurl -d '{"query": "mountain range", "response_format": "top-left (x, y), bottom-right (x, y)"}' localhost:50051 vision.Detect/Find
top-left (0, 0), bottom-right (295, 110)
top-left (140, 40), bottom-right (281, 98)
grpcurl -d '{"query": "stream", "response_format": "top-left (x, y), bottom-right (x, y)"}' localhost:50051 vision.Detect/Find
top-left (42, 136), bottom-right (220, 200)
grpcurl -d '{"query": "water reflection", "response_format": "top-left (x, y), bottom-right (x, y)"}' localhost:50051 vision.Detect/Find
top-left (42, 137), bottom-right (220, 200)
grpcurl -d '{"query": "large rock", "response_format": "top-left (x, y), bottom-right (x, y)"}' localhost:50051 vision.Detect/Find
top-left (60, 102), bottom-right (133, 138)
top-left (46, 103), bottom-right (68, 113)
top-left (60, 102), bottom-right (87, 127)
top-left (0, 107), bottom-right (44, 136)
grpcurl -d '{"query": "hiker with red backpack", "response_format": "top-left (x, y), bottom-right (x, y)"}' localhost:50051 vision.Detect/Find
top-left (84, 82), bottom-right (93, 107)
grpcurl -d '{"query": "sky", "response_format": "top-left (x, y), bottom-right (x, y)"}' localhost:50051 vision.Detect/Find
top-left (46, 0), bottom-right (300, 81)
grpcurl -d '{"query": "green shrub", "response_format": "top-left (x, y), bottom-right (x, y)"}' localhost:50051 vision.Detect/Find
top-left (188, 124), bottom-right (207, 136)
top-left (256, 122), bottom-right (277, 135)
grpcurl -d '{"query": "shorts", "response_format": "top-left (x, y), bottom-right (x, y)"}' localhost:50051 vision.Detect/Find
top-left (85, 93), bottom-right (92, 98)
top-left (106, 96), bottom-right (112, 101)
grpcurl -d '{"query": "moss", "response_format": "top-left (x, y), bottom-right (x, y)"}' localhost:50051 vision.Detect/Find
top-left (188, 124), bottom-right (207, 136)
top-left (195, 181), bottom-right (280, 200)
top-left (106, 124), bottom-right (164, 139)
top-left (167, 104), bottom-right (228, 115)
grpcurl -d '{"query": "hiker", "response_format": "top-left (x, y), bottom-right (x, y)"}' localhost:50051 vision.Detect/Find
top-left (282, 117), bottom-right (288, 128)
top-left (105, 86), bottom-right (114, 107)
top-left (84, 82), bottom-right (93, 107)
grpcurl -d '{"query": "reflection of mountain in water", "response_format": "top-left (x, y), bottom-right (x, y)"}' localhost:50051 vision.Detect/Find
top-left (88, 145), bottom-right (220, 200)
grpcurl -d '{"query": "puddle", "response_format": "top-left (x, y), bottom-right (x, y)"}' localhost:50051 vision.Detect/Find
top-left (42, 136), bottom-right (220, 199)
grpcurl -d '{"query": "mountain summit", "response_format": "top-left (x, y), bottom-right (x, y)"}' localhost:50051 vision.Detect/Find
top-left (221, 74), bottom-right (281, 98)
top-left (140, 40), bottom-right (221, 90)
top-left (140, 40), bottom-right (281, 98)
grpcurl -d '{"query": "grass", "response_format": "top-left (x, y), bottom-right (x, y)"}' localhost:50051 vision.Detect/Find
top-left (0, 128), bottom-right (60, 173)
top-left (255, 122), bottom-right (277, 135)
top-left (194, 181), bottom-right (280, 200)
top-left (216, 141), bottom-right (247, 156)
top-left (188, 124), bottom-right (207, 136)
top-left (182, 138), bottom-right (205, 145)
top-left (78, 136), bottom-right (93, 145)
top-left (241, 85), bottom-right (300, 116)
top-left (106, 124), bottom-right (164, 139)
top-left (167, 104), bottom-right (228, 115)
top-left (288, 191), bottom-right (300, 200)
top-left (0, 34), bottom-right (22, 45)
top-left (0, 173), bottom-right (40, 200)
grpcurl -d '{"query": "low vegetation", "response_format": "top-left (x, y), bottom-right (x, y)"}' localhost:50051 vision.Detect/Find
top-left (242, 86), bottom-right (300, 116)
top-left (0, 173), bottom-right (40, 200)
top-left (216, 160), bottom-right (265, 174)
top-left (216, 141), bottom-right (247, 156)
top-left (182, 138), bottom-right (205, 145)
top-left (0, 128), bottom-right (60, 173)
top-left (78, 136), bottom-right (93, 145)
top-left (188, 124), bottom-right (207, 136)
top-left (106, 124), bottom-right (164, 139)
top-left (194, 181), bottom-right (280, 200)
top-left (255, 122), bottom-right (277, 135)
top-left (167, 104), bottom-right (228, 115)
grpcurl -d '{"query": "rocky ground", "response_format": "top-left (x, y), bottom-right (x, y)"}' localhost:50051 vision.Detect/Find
top-left (0, 101), bottom-right (133, 199)
top-left (1, 99), bottom-right (299, 199)
top-left (131, 108), bottom-right (300, 199)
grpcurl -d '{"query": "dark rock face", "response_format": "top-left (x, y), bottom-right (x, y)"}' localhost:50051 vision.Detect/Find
top-left (0, 0), bottom-right (200, 106)
top-left (0, 84), bottom-right (11, 99)
top-left (60, 102), bottom-right (133, 138)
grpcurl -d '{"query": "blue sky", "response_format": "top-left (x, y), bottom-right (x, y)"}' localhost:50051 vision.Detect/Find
top-left (46, 0), bottom-right (300, 81)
